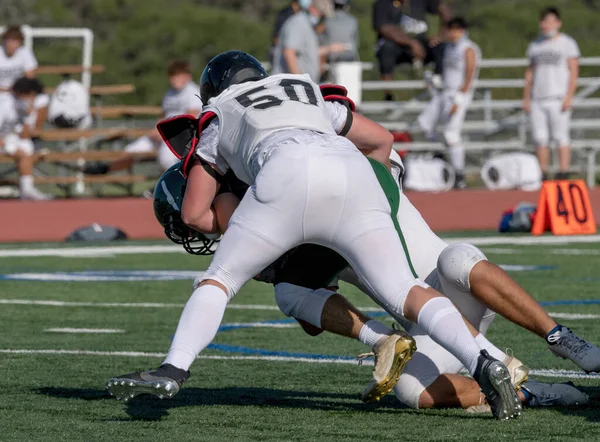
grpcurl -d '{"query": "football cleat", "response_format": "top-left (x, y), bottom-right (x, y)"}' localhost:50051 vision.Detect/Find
top-left (473, 350), bottom-right (522, 420)
top-left (521, 381), bottom-right (589, 407)
top-left (106, 364), bottom-right (189, 402)
top-left (359, 331), bottom-right (417, 403)
top-left (547, 326), bottom-right (600, 373)
top-left (503, 354), bottom-right (530, 391)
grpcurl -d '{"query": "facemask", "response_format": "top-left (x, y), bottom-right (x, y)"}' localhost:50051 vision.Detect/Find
top-left (298, 0), bottom-right (312, 10)
top-left (542, 29), bottom-right (558, 38)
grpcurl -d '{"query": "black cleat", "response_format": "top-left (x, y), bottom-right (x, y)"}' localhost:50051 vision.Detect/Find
top-left (83, 162), bottom-right (110, 175)
top-left (473, 350), bottom-right (522, 420)
top-left (106, 364), bottom-right (189, 402)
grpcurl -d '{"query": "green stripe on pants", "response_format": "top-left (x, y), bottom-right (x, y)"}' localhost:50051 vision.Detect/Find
top-left (367, 157), bottom-right (418, 278)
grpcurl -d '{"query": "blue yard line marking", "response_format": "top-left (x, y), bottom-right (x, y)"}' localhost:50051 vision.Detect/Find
top-left (539, 299), bottom-right (600, 306)
top-left (207, 343), bottom-right (356, 361)
top-left (218, 318), bottom-right (296, 332)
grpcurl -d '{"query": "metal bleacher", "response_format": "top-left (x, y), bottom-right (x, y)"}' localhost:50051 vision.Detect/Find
top-left (350, 57), bottom-right (600, 187)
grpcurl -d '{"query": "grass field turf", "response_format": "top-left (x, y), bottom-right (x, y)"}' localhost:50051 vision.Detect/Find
top-left (1, 238), bottom-right (600, 441)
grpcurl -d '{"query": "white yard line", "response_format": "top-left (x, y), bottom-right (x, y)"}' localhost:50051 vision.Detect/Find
top-left (2, 348), bottom-right (600, 379)
top-left (0, 299), bottom-right (384, 312)
top-left (45, 328), bottom-right (125, 334)
top-left (2, 235), bottom-right (600, 258)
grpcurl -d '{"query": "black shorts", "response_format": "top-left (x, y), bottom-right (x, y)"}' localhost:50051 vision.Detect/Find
top-left (376, 35), bottom-right (445, 75)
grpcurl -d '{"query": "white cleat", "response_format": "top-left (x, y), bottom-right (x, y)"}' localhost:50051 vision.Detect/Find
top-left (20, 187), bottom-right (53, 201)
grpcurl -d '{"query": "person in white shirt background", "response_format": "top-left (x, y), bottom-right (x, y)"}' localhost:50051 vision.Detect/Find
top-left (0, 77), bottom-right (51, 200)
top-left (84, 60), bottom-right (202, 175)
top-left (523, 7), bottom-right (580, 180)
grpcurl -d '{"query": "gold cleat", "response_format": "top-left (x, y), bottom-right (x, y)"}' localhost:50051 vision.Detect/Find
top-left (359, 331), bottom-right (417, 403)
top-left (503, 354), bottom-right (529, 391)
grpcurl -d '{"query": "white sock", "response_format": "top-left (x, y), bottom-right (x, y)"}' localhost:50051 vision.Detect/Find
top-left (475, 333), bottom-right (507, 362)
top-left (19, 175), bottom-right (34, 192)
top-left (448, 145), bottom-right (465, 172)
top-left (417, 297), bottom-right (481, 375)
top-left (358, 319), bottom-right (393, 348)
top-left (163, 285), bottom-right (228, 371)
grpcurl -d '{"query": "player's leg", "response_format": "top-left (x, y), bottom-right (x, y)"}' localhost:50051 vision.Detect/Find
top-left (548, 99), bottom-right (572, 178)
top-left (107, 147), bottom-right (312, 401)
top-left (442, 94), bottom-right (469, 189)
top-left (530, 99), bottom-right (550, 179)
top-left (416, 93), bottom-right (443, 141)
top-left (4, 134), bottom-right (50, 200)
top-left (441, 242), bottom-right (600, 373)
top-left (274, 282), bottom-right (413, 402)
top-left (324, 149), bottom-right (520, 419)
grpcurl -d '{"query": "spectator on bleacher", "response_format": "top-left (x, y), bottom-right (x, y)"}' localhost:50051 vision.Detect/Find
top-left (84, 60), bottom-right (201, 176)
top-left (12, 77), bottom-right (48, 148)
top-left (0, 26), bottom-right (37, 97)
top-left (326, 0), bottom-right (359, 63)
top-left (523, 7), bottom-right (580, 181)
top-left (0, 80), bottom-right (51, 200)
top-left (416, 17), bottom-right (480, 189)
top-left (48, 78), bottom-right (92, 130)
top-left (373, 0), bottom-right (452, 101)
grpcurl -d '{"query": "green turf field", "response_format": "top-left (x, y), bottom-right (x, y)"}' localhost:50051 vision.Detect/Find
top-left (1, 238), bottom-right (600, 441)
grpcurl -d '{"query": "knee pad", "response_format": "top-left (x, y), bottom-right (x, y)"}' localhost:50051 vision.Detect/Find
top-left (274, 283), bottom-right (334, 329)
top-left (437, 243), bottom-right (486, 291)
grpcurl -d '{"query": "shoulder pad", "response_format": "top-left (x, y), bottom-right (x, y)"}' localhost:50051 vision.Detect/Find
top-left (319, 84), bottom-right (356, 112)
top-left (157, 111), bottom-right (217, 177)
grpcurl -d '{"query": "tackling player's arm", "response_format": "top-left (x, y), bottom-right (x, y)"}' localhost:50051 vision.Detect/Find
top-left (345, 112), bottom-right (393, 168)
top-left (181, 159), bottom-right (221, 234)
top-left (563, 56), bottom-right (579, 112)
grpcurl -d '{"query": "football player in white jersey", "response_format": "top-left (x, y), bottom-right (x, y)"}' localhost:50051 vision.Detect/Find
top-left (417, 17), bottom-right (480, 189)
top-left (0, 27), bottom-right (37, 97)
top-left (84, 60), bottom-right (201, 175)
top-left (0, 78), bottom-right (51, 200)
top-left (523, 7), bottom-right (580, 180)
top-left (107, 51), bottom-right (523, 420)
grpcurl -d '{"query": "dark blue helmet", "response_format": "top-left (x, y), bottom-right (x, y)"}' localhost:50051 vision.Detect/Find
top-left (200, 50), bottom-right (268, 104)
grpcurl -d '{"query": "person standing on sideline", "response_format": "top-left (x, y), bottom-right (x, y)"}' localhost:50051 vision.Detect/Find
top-left (417, 17), bottom-right (480, 189)
top-left (523, 7), bottom-right (580, 180)
top-left (326, 0), bottom-right (360, 63)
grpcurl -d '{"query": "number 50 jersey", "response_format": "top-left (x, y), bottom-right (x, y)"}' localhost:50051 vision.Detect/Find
top-left (202, 74), bottom-right (339, 183)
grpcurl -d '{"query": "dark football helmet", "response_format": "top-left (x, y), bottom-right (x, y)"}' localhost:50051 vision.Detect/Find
top-left (153, 163), bottom-right (219, 255)
top-left (200, 50), bottom-right (268, 104)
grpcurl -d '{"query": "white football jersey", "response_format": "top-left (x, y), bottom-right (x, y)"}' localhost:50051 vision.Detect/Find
top-left (527, 33), bottom-right (580, 100)
top-left (162, 81), bottom-right (201, 118)
top-left (443, 36), bottom-right (481, 93)
top-left (0, 95), bottom-right (20, 137)
top-left (201, 74), bottom-right (338, 184)
top-left (0, 46), bottom-right (38, 92)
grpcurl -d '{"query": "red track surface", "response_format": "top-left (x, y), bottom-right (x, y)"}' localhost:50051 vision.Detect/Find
top-left (1, 189), bottom-right (600, 243)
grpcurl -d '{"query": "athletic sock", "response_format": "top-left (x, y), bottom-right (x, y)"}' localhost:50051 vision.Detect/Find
top-left (448, 145), bottom-right (465, 172)
top-left (19, 175), bottom-right (34, 192)
top-left (475, 333), bottom-right (507, 361)
top-left (417, 297), bottom-right (481, 375)
top-left (358, 319), bottom-right (393, 348)
top-left (163, 284), bottom-right (228, 371)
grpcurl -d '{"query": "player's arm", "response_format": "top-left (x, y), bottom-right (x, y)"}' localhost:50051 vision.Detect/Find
top-left (460, 47), bottom-right (476, 94)
top-left (283, 48), bottom-right (301, 75)
top-left (563, 57), bottom-right (579, 111)
top-left (181, 159), bottom-right (221, 234)
top-left (522, 65), bottom-right (533, 113)
top-left (345, 112), bottom-right (393, 168)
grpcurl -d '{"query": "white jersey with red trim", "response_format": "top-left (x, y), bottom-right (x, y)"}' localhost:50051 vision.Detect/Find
top-left (201, 73), bottom-right (338, 183)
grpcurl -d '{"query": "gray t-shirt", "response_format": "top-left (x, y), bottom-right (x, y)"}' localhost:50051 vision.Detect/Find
top-left (273, 12), bottom-right (320, 82)
top-left (326, 10), bottom-right (359, 62)
top-left (527, 33), bottom-right (580, 100)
